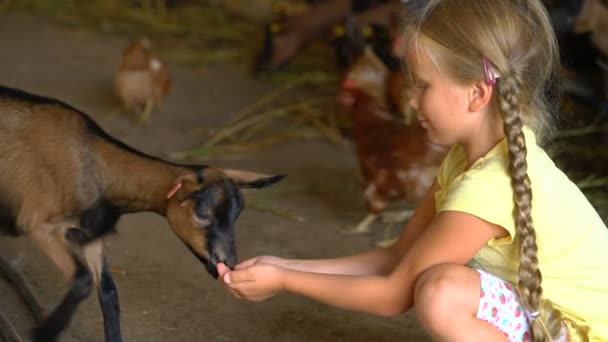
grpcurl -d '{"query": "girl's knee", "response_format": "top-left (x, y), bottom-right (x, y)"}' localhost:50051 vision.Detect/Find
top-left (414, 264), bottom-right (480, 330)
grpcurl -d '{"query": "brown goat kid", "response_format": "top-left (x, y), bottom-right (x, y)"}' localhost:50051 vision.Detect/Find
top-left (0, 86), bottom-right (285, 342)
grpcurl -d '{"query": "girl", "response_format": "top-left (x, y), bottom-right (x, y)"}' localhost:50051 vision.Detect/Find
top-left (218, 0), bottom-right (608, 341)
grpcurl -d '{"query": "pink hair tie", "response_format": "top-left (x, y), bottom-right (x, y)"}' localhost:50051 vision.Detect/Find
top-left (483, 57), bottom-right (497, 86)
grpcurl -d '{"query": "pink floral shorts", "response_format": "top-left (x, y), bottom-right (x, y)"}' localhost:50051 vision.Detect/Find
top-left (475, 269), bottom-right (568, 342)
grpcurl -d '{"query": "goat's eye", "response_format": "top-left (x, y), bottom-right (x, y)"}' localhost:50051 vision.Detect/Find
top-left (193, 214), bottom-right (212, 226)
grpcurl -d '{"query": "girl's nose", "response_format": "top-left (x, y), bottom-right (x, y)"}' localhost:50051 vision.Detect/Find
top-left (408, 93), bottom-right (419, 110)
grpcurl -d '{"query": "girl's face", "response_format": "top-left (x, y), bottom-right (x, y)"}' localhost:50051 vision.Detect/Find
top-left (407, 46), bottom-right (474, 146)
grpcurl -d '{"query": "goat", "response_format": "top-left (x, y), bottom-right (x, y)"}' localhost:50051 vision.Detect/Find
top-left (0, 85), bottom-right (285, 342)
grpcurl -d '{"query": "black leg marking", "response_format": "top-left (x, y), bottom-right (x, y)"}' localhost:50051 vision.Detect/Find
top-left (98, 259), bottom-right (122, 342)
top-left (64, 228), bottom-right (91, 245)
top-left (32, 260), bottom-right (93, 342)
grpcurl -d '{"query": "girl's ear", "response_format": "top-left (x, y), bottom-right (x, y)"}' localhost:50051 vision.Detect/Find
top-left (468, 80), bottom-right (493, 112)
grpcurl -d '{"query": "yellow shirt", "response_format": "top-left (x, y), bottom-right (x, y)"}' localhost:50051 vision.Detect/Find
top-left (435, 128), bottom-right (608, 341)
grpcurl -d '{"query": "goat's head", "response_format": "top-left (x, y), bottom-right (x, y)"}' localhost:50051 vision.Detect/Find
top-left (165, 167), bottom-right (285, 278)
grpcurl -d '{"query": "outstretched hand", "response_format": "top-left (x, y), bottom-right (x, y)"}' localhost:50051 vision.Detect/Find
top-left (217, 261), bottom-right (286, 302)
top-left (217, 262), bottom-right (242, 299)
top-left (234, 255), bottom-right (285, 270)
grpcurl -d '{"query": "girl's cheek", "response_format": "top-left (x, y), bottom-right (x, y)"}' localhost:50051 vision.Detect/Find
top-left (419, 95), bottom-right (428, 111)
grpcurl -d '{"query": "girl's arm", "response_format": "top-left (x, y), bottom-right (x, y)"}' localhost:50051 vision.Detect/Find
top-left (239, 180), bottom-right (441, 276)
top-left (225, 209), bottom-right (507, 316)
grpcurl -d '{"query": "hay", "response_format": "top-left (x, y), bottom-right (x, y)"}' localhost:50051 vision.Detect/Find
top-left (4, 1), bottom-right (605, 223)
top-left (2, 0), bottom-right (260, 68)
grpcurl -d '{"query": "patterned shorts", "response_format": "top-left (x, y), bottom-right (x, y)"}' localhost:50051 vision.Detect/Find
top-left (475, 269), bottom-right (568, 342)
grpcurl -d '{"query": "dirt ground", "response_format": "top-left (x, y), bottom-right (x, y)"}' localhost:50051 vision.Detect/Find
top-left (0, 13), bottom-right (430, 342)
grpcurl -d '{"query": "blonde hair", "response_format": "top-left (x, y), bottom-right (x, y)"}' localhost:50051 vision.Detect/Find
top-left (402, 0), bottom-right (588, 341)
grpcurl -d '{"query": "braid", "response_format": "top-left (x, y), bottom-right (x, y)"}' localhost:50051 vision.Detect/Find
top-left (496, 73), bottom-right (571, 341)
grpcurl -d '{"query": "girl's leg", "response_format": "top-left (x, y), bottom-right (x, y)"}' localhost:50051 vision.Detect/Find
top-left (414, 264), bottom-right (525, 342)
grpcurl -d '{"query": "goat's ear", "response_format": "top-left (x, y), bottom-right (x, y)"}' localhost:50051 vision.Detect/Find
top-left (167, 173), bottom-right (200, 201)
top-left (219, 168), bottom-right (286, 189)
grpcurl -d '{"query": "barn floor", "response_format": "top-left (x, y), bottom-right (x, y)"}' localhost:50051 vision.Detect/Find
top-left (0, 12), bottom-right (430, 342)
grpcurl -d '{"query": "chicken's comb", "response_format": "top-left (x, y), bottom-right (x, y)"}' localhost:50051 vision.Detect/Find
top-left (392, 36), bottom-right (404, 55)
top-left (341, 79), bottom-right (356, 89)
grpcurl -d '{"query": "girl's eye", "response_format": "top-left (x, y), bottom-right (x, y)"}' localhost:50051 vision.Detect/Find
top-left (415, 81), bottom-right (428, 89)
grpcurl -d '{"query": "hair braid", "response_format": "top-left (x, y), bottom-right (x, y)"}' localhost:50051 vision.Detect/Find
top-left (497, 72), bottom-right (566, 342)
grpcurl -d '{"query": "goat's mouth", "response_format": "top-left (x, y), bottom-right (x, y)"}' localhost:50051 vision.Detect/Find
top-left (184, 245), bottom-right (221, 279)
top-left (204, 259), bottom-right (220, 279)
top-left (192, 251), bottom-right (236, 279)
top-left (204, 257), bottom-right (236, 279)
top-left (183, 243), bottom-right (236, 279)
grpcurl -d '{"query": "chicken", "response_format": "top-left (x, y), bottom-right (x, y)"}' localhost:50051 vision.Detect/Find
top-left (331, 14), bottom-right (416, 125)
top-left (253, 0), bottom-right (352, 73)
top-left (253, 0), bottom-right (396, 73)
top-left (574, 0), bottom-right (608, 57)
top-left (338, 47), bottom-right (447, 242)
top-left (114, 38), bottom-right (171, 123)
top-left (386, 67), bottom-right (417, 125)
top-left (545, 0), bottom-right (608, 122)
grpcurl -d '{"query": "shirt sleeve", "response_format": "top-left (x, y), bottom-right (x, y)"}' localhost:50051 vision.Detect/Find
top-left (437, 164), bottom-right (517, 246)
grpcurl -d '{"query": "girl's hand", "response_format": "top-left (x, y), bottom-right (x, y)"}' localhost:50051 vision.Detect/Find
top-left (217, 263), bottom-right (244, 300)
top-left (234, 255), bottom-right (285, 270)
top-left (223, 264), bottom-right (286, 302)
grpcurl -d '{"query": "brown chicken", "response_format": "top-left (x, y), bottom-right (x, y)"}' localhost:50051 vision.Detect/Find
top-left (114, 38), bottom-right (171, 123)
top-left (386, 69), bottom-right (417, 125)
top-left (338, 47), bottom-right (447, 240)
top-left (332, 13), bottom-right (416, 125)
top-left (386, 33), bottom-right (418, 125)
top-left (574, 0), bottom-right (608, 57)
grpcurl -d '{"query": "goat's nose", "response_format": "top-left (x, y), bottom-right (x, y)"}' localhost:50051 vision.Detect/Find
top-left (212, 251), bottom-right (238, 270)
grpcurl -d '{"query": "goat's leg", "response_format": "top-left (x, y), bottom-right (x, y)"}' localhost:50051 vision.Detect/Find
top-left (32, 257), bottom-right (93, 342)
top-left (85, 243), bottom-right (122, 342)
top-left (78, 234), bottom-right (123, 342)
top-left (98, 260), bottom-right (122, 342)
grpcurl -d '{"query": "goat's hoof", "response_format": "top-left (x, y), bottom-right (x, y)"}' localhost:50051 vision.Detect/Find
top-left (105, 333), bottom-right (124, 342)
top-left (32, 323), bottom-right (59, 342)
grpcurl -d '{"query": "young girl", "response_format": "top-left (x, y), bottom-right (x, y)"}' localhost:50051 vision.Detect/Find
top-left (218, 0), bottom-right (608, 341)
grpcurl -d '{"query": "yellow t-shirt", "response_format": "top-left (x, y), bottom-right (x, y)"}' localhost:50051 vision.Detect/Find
top-left (434, 128), bottom-right (608, 341)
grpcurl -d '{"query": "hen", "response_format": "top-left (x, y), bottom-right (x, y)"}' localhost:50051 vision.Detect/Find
top-left (332, 12), bottom-right (416, 125)
top-left (338, 47), bottom-right (447, 241)
top-left (114, 38), bottom-right (172, 123)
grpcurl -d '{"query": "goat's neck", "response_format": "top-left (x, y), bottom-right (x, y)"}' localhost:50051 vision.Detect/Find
top-left (95, 141), bottom-right (192, 215)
